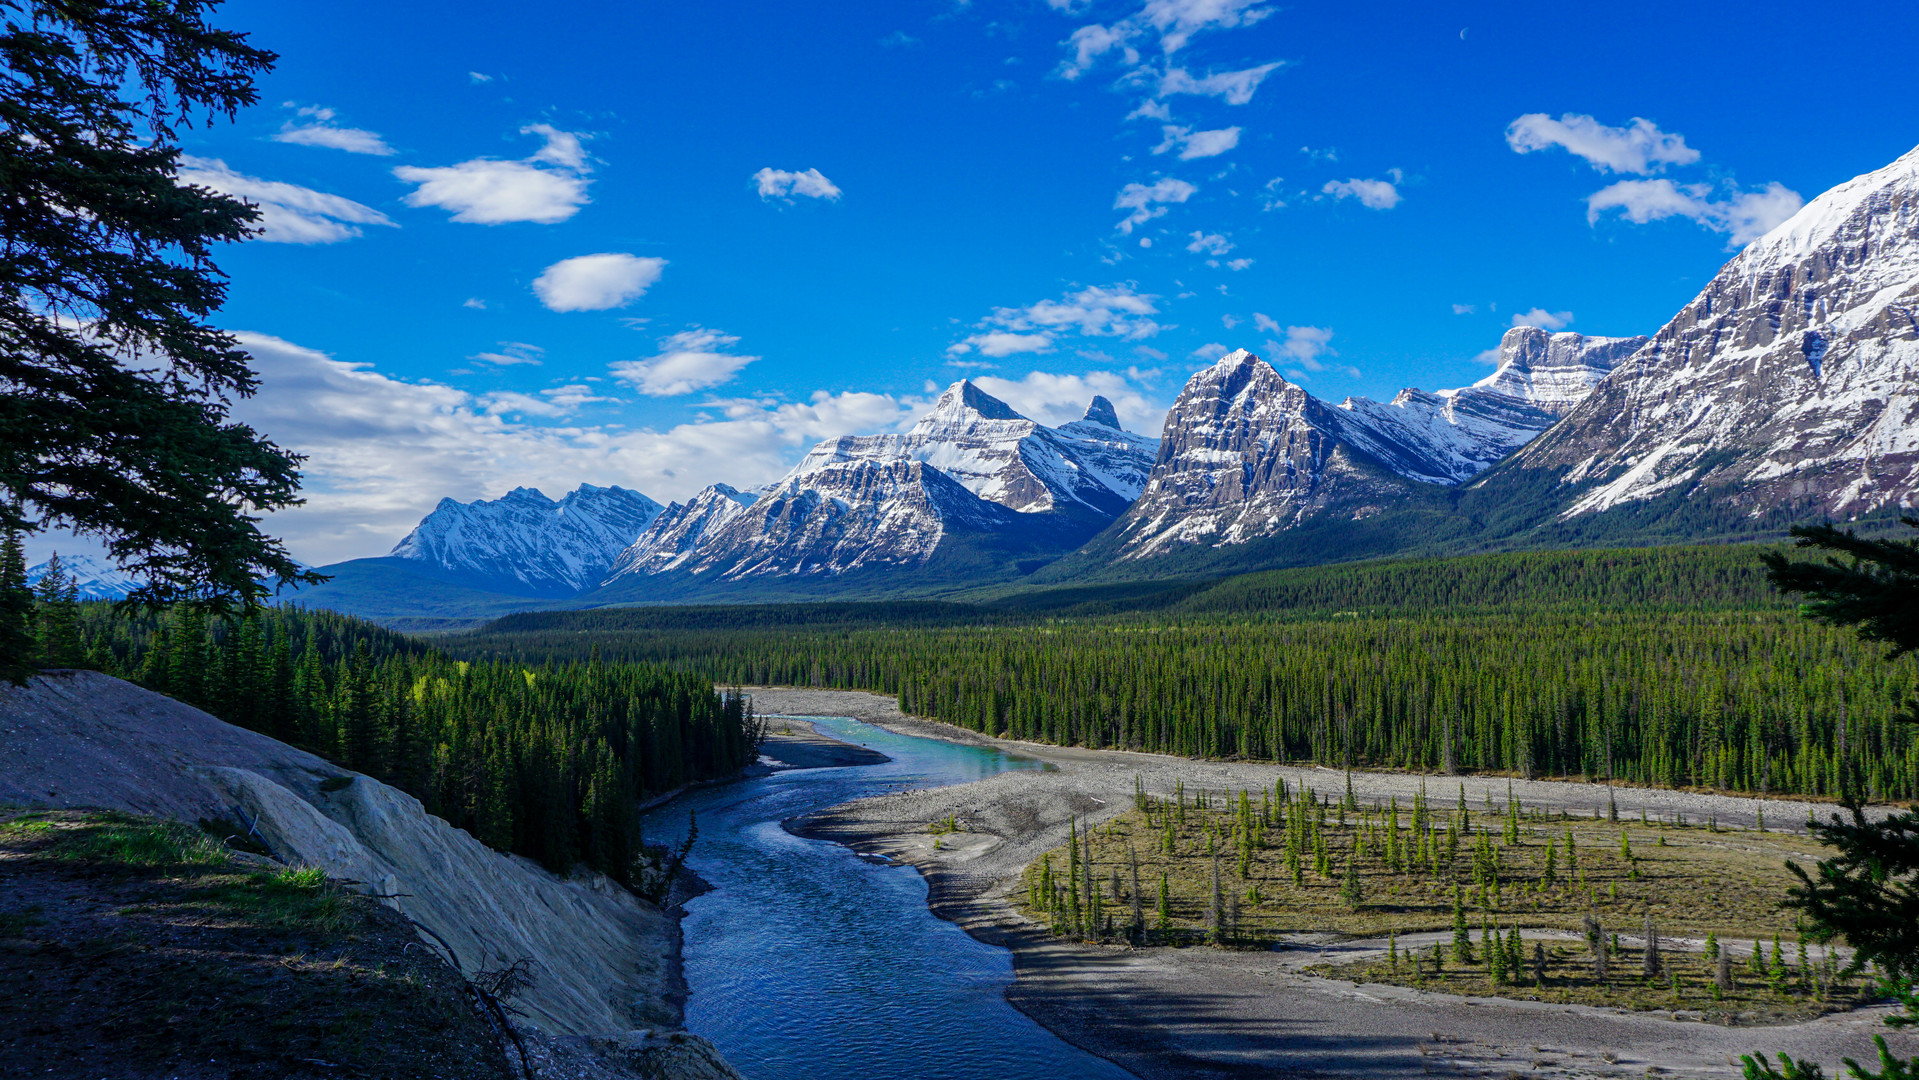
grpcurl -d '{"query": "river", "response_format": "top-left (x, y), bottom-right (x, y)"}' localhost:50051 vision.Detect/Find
top-left (640, 713), bottom-right (1137, 1080)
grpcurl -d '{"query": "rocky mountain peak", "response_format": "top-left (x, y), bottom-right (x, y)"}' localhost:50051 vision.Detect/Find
top-left (388, 483), bottom-right (662, 596)
top-left (1471, 326), bottom-right (1649, 416)
top-left (926, 379), bottom-right (1028, 424)
top-left (1081, 395), bottom-right (1121, 429)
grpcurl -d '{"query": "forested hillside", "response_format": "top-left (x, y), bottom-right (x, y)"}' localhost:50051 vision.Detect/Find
top-left (457, 545), bottom-right (1918, 802)
top-left (57, 602), bottom-right (763, 883)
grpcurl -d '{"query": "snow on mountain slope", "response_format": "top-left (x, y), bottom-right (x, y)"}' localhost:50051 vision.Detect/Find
top-left (1333, 328), bottom-right (1648, 484)
top-left (27, 555), bottom-right (142, 601)
top-left (1108, 349), bottom-right (1416, 558)
top-left (389, 484), bottom-right (661, 595)
top-left (647, 458), bottom-right (1020, 581)
top-left (1507, 142), bottom-right (1919, 522)
top-left (604, 484), bottom-right (757, 580)
top-left (787, 381), bottom-right (1157, 519)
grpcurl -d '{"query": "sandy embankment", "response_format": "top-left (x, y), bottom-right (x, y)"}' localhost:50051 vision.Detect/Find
top-left (750, 686), bottom-right (1915, 1080)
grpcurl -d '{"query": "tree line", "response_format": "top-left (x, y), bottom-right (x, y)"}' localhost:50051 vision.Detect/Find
top-left (456, 546), bottom-right (1917, 803)
top-left (14, 565), bottom-right (762, 886)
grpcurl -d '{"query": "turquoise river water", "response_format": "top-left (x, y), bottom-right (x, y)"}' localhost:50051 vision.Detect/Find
top-left (640, 714), bottom-right (1136, 1080)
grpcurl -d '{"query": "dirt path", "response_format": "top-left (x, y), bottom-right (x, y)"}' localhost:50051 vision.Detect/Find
top-left (750, 687), bottom-right (1915, 1080)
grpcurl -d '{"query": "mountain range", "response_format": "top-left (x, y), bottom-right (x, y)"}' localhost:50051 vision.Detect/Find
top-left (270, 142), bottom-right (1919, 622)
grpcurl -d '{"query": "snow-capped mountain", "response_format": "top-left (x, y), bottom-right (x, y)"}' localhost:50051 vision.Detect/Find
top-left (1102, 332), bottom-right (1642, 559)
top-left (604, 484), bottom-right (758, 579)
top-left (785, 381), bottom-right (1158, 520)
top-left (389, 484), bottom-right (662, 596)
top-left (594, 384), bottom-right (1153, 596)
top-left (1498, 143), bottom-right (1919, 525)
top-left (27, 554), bottom-right (141, 601)
top-left (1333, 328), bottom-right (1648, 485)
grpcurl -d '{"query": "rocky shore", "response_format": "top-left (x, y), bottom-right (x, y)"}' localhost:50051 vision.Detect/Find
top-left (755, 686), bottom-right (1914, 1080)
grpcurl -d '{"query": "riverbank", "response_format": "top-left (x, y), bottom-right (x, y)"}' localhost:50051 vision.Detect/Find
top-left (757, 686), bottom-right (1915, 1080)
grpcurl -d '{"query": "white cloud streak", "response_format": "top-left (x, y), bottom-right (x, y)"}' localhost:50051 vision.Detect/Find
top-left (1510, 308), bottom-right (1573, 330)
top-left (1586, 179), bottom-right (1803, 247)
top-left (532, 253), bottom-right (667, 312)
top-left (393, 124), bottom-right (591, 224)
top-left (176, 157), bottom-right (395, 244)
top-left (1157, 62), bottom-right (1284, 104)
top-left (971, 368), bottom-right (1165, 431)
top-left (610, 328), bottom-right (758, 396)
top-left (1505, 113), bottom-right (1699, 175)
top-left (949, 284), bottom-right (1163, 357)
top-left (1153, 124), bottom-right (1241, 159)
top-left (273, 104), bottom-right (394, 156)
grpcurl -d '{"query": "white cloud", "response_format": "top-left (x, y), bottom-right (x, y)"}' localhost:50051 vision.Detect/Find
top-left (1057, 0), bottom-right (1271, 78)
top-left (1451, 303), bottom-right (1475, 315)
top-left (951, 331), bottom-right (1057, 358)
top-left (1585, 178), bottom-right (1802, 247)
top-left (1321, 176), bottom-right (1401, 209)
top-left (273, 104), bottom-right (394, 156)
top-left (230, 332), bottom-right (922, 565)
top-left (176, 156), bottom-right (395, 244)
top-left (469, 72), bottom-right (493, 83)
top-left (1191, 342), bottom-right (1229, 360)
top-left (1505, 113), bottom-right (1699, 175)
top-left (1251, 312), bottom-right (1280, 334)
top-left (1269, 325), bottom-right (1335, 371)
top-left (1113, 177), bottom-right (1196, 232)
top-left (1125, 99), bottom-right (1172, 121)
top-left (753, 167), bottom-right (843, 201)
top-left (1224, 257), bottom-right (1253, 270)
top-left (478, 384), bottom-right (613, 418)
top-left (393, 124), bottom-right (591, 224)
top-left (463, 297), bottom-right (487, 310)
top-left (532, 253), bottom-right (666, 312)
top-left (971, 368), bottom-right (1165, 431)
top-left (1153, 124), bottom-right (1241, 160)
top-left (610, 328), bottom-right (758, 396)
top-left (1141, 0), bottom-right (1273, 53)
top-left (1157, 62), bottom-right (1284, 104)
top-left (1185, 231), bottom-right (1232, 255)
top-left (1510, 307), bottom-right (1573, 330)
top-left (470, 341), bottom-right (544, 366)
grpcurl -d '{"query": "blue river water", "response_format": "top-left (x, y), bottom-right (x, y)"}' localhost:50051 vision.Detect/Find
top-left (639, 714), bottom-right (1137, 1080)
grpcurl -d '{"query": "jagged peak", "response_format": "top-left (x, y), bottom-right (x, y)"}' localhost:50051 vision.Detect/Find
top-left (928, 379), bottom-right (1026, 422)
top-left (502, 486), bottom-right (553, 503)
top-left (1081, 395), bottom-right (1121, 429)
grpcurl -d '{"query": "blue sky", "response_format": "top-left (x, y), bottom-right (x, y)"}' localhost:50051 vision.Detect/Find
top-left (34, 0), bottom-right (1919, 566)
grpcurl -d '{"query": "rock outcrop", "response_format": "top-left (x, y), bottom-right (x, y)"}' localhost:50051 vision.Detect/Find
top-left (0, 671), bottom-right (741, 1078)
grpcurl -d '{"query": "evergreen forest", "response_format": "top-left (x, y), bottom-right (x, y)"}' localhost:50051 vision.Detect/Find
top-left (19, 567), bottom-right (762, 885)
top-left (457, 544), bottom-right (1919, 802)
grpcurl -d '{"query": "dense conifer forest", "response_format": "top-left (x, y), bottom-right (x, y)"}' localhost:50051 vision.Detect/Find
top-left (459, 545), bottom-right (1919, 801)
top-left (31, 589), bottom-right (762, 885)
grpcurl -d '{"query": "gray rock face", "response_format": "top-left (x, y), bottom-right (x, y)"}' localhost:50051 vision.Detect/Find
top-left (389, 484), bottom-right (661, 596)
top-left (1108, 349), bottom-right (1415, 558)
top-left (1508, 143), bottom-right (1919, 523)
top-left (605, 484), bottom-right (757, 579)
top-left (1107, 332), bottom-right (1642, 557)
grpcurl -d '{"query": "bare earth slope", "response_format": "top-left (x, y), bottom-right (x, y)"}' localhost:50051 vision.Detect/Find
top-left (0, 671), bottom-right (742, 1080)
top-left (751, 687), bottom-right (1914, 1080)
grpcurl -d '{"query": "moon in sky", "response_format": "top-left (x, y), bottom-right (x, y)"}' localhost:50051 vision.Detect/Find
top-left (1460, 27), bottom-right (1469, 39)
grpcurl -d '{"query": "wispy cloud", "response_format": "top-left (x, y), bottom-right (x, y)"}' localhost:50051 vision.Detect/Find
top-left (1505, 113), bottom-right (1698, 175)
top-left (753, 167), bottom-right (843, 202)
top-left (611, 328), bottom-right (759, 396)
top-left (272, 104), bottom-right (394, 156)
top-left (1510, 307), bottom-right (1573, 330)
top-left (1113, 177), bottom-right (1196, 233)
top-left (1156, 62), bottom-right (1284, 105)
top-left (949, 284), bottom-right (1163, 357)
top-left (1586, 178), bottom-right (1802, 247)
top-left (470, 341), bottom-right (545, 366)
top-left (177, 157), bottom-right (395, 243)
top-left (1153, 124), bottom-right (1241, 160)
top-left (393, 124), bottom-right (592, 224)
top-left (1321, 176), bottom-right (1401, 209)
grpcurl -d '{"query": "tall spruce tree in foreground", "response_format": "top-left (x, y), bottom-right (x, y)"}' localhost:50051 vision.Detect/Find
top-left (1743, 520), bottom-right (1919, 1080)
top-left (0, 0), bottom-right (318, 682)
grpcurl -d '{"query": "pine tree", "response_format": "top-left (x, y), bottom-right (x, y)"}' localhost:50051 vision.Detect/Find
top-left (0, 529), bottom-right (35, 684)
top-left (31, 554), bottom-right (83, 667)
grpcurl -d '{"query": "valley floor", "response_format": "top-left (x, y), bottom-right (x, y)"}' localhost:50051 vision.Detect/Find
top-left (749, 687), bottom-right (1917, 1080)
